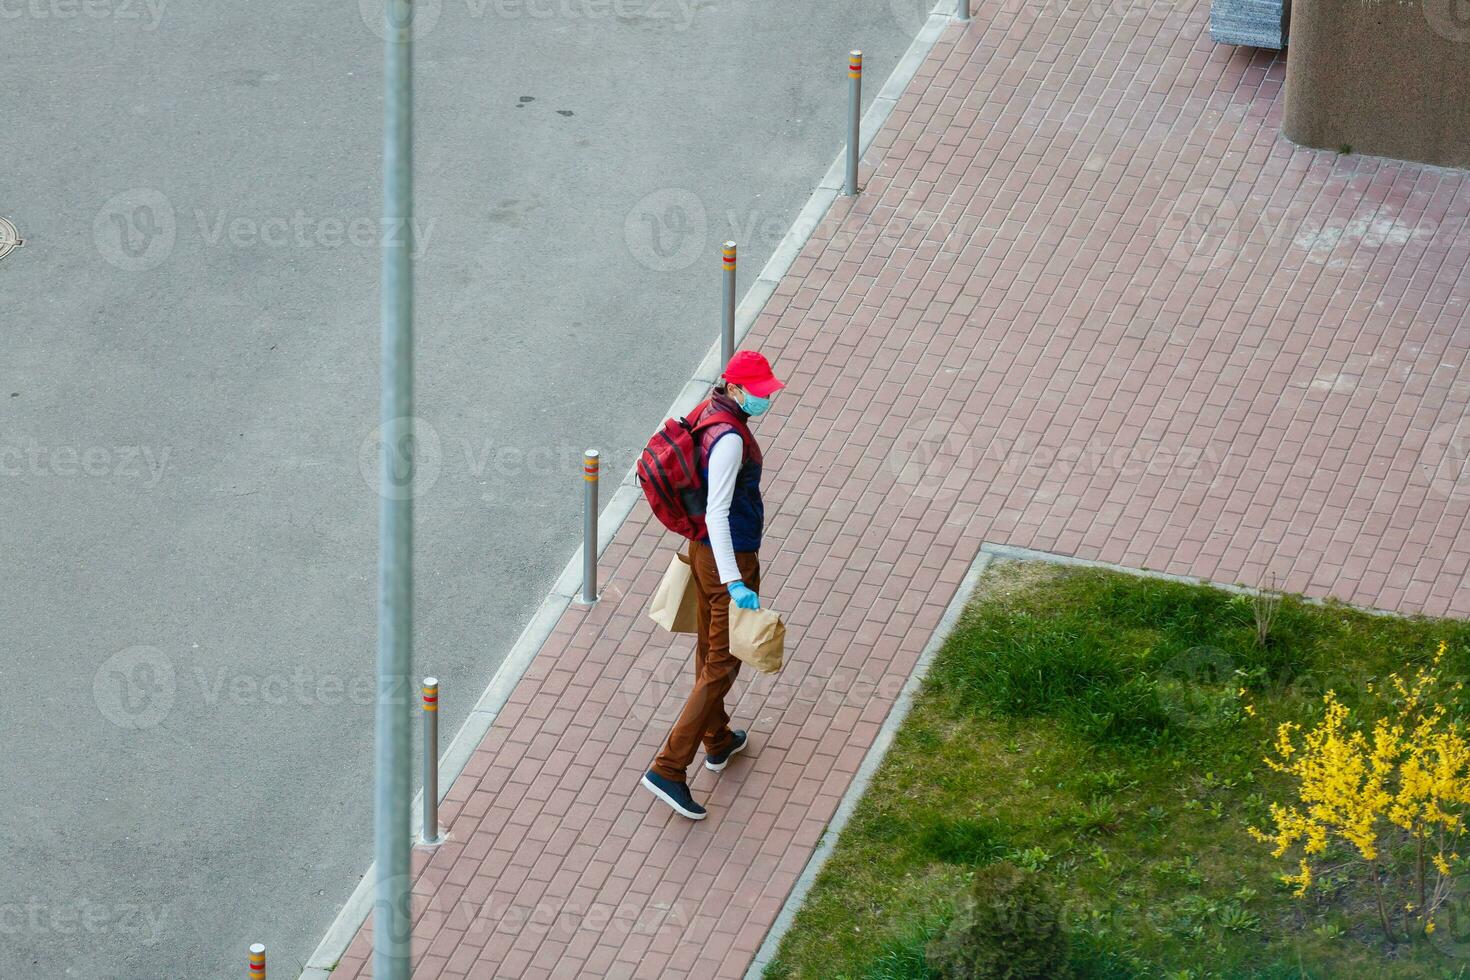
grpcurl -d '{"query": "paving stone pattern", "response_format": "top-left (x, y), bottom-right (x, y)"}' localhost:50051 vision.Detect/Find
top-left (328, 3), bottom-right (1470, 976)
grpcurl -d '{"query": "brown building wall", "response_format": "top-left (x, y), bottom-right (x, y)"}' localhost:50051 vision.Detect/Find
top-left (1284, 0), bottom-right (1470, 169)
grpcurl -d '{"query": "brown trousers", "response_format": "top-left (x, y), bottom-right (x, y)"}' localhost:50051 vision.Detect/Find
top-left (651, 539), bottom-right (760, 782)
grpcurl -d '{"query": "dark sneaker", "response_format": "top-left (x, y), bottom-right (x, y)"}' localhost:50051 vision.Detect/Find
top-left (705, 730), bottom-right (749, 772)
top-left (640, 769), bottom-right (707, 820)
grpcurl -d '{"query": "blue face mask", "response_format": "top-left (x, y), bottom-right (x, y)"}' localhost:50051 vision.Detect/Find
top-left (739, 392), bottom-right (772, 417)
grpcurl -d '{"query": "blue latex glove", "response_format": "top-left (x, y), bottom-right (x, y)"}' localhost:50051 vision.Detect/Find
top-left (727, 581), bottom-right (760, 610)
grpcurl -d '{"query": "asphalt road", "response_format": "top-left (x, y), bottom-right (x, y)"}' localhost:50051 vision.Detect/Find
top-left (0, 1), bottom-right (926, 976)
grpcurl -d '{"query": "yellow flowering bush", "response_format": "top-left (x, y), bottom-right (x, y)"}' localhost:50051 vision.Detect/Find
top-left (1249, 642), bottom-right (1470, 942)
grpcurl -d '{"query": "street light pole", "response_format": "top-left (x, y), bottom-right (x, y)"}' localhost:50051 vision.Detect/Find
top-left (376, 0), bottom-right (415, 976)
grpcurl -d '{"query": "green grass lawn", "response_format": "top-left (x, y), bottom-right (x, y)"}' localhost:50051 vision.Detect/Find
top-left (765, 560), bottom-right (1470, 979)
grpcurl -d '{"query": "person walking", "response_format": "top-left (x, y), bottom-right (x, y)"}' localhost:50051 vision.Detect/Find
top-left (640, 350), bottom-right (783, 820)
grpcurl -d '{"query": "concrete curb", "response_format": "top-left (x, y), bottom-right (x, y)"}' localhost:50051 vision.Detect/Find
top-left (980, 542), bottom-right (1412, 619)
top-left (298, 10), bottom-right (955, 977)
top-left (744, 547), bottom-right (992, 979)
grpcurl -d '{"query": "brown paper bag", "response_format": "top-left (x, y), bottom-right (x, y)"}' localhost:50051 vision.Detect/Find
top-left (648, 552), bottom-right (699, 633)
top-left (730, 606), bottom-right (785, 673)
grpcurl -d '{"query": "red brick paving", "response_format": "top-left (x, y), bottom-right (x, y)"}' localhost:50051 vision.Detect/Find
top-left (328, 2), bottom-right (1470, 976)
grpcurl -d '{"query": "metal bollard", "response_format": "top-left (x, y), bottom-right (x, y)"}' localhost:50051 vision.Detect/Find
top-left (248, 943), bottom-right (265, 980)
top-left (957, 0), bottom-right (969, 20)
top-left (420, 677), bottom-right (441, 845)
top-left (581, 450), bottom-right (599, 604)
top-left (846, 51), bottom-right (862, 196)
top-left (721, 242), bottom-right (737, 371)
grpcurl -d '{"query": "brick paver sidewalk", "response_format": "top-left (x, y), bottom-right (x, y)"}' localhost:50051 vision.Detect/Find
top-left (328, 2), bottom-right (1470, 976)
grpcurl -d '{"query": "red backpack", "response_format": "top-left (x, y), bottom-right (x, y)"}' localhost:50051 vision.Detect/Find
top-left (637, 399), bottom-right (754, 540)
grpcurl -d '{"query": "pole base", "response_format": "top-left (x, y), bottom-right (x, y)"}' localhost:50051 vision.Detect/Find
top-left (418, 830), bottom-right (444, 847)
top-left (571, 593), bottom-right (600, 606)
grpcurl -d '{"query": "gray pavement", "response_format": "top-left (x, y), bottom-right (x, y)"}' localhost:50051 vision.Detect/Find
top-left (0, 1), bottom-right (923, 976)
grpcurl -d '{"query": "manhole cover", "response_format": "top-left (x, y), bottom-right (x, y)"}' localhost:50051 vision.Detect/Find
top-left (0, 217), bottom-right (23, 263)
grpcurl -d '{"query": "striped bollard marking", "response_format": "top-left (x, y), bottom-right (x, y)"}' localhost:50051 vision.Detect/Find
top-left (248, 943), bottom-right (265, 980)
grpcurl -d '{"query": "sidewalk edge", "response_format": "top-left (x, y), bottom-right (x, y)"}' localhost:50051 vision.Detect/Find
top-left (981, 542), bottom-right (1411, 619)
top-left (742, 548), bottom-right (991, 979)
top-left (298, 13), bottom-right (953, 974)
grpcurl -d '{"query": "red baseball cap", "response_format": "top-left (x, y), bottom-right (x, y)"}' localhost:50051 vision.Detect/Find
top-left (722, 350), bottom-right (784, 398)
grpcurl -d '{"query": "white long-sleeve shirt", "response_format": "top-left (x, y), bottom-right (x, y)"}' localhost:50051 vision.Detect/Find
top-left (704, 432), bottom-right (744, 585)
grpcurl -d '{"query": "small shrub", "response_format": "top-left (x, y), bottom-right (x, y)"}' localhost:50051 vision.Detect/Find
top-left (1066, 798), bottom-right (1123, 835)
top-left (1007, 846), bottom-right (1053, 872)
top-left (925, 862), bottom-right (1070, 979)
top-left (1250, 642), bottom-right (1470, 941)
top-left (1225, 591), bottom-right (1314, 680)
top-left (1252, 577), bottom-right (1282, 650)
top-left (1076, 767), bottom-right (1135, 796)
